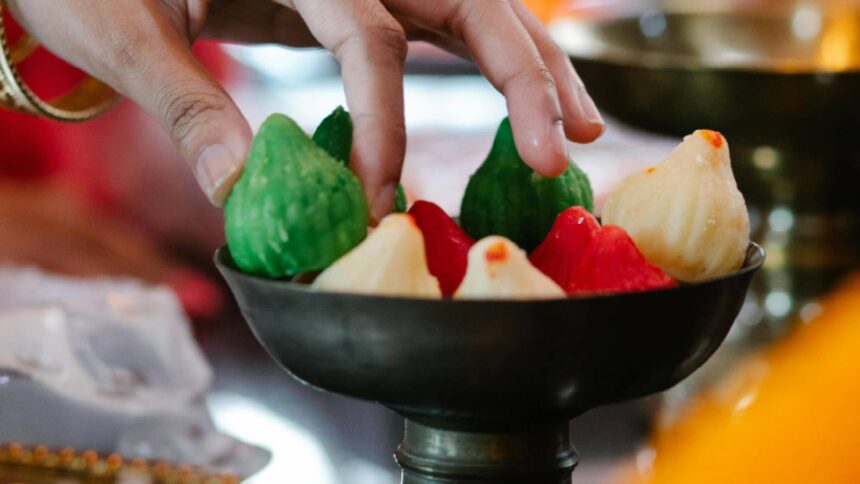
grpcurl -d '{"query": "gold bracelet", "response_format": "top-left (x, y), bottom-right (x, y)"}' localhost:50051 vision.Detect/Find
top-left (0, 0), bottom-right (117, 121)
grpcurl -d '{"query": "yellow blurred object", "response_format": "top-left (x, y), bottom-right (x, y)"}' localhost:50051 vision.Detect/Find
top-left (628, 273), bottom-right (860, 484)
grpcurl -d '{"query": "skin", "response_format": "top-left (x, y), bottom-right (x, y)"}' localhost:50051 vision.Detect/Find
top-left (6, 0), bottom-right (605, 220)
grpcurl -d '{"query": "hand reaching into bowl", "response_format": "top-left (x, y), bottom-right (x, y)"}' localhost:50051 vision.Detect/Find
top-left (5, 0), bottom-right (605, 217)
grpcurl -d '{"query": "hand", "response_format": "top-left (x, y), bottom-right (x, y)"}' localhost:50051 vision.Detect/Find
top-left (6, 0), bottom-right (605, 218)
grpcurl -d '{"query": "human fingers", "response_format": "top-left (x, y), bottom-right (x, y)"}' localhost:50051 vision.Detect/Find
top-left (510, 0), bottom-right (604, 142)
top-left (289, 0), bottom-right (408, 221)
top-left (385, 0), bottom-right (568, 176)
top-left (203, 0), bottom-right (318, 46)
top-left (6, 0), bottom-right (252, 205)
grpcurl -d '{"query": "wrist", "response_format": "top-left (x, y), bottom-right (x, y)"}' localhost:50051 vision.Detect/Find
top-left (0, 1), bottom-right (118, 121)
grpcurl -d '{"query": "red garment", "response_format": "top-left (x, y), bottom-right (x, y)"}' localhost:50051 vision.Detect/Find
top-left (0, 11), bottom-right (236, 197)
top-left (0, 13), bottom-right (237, 319)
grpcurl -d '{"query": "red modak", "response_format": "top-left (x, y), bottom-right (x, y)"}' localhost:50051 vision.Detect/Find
top-left (530, 207), bottom-right (676, 295)
top-left (408, 201), bottom-right (476, 296)
top-left (529, 206), bottom-right (600, 294)
top-left (574, 225), bottom-right (677, 295)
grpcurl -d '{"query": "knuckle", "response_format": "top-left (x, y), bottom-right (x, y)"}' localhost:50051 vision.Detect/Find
top-left (443, 1), bottom-right (469, 39)
top-left (160, 88), bottom-right (226, 143)
top-left (544, 42), bottom-right (571, 67)
top-left (334, 19), bottom-right (408, 63)
top-left (446, 0), bottom-right (508, 37)
top-left (101, 28), bottom-right (150, 79)
top-left (366, 22), bottom-right (408, 61)
top-left (508, 64), bottom-right (557, 93)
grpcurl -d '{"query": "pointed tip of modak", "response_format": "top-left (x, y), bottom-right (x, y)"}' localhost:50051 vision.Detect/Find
top-left (696, 129), bottom-right (725, 149)
top-left (456, 236), bottom-right (565, 300)
top-left (260, 112), bottom-right (303, 135)
top-left (674, 129), bottom-right (731, 168)
top-left (684, 129), bottom-right (728, 153)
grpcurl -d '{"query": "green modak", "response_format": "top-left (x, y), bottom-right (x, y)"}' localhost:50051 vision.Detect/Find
top-left (225, 113), bottom-right (368, 277)
top-left (313, 105), bottom-right (408, 213)
top-left (460, 117), bottom-right (593, 251)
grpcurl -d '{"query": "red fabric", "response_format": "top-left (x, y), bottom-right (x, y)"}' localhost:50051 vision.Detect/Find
top-left (0, 13), bottom-right (237, 318)
top-left (0, 11), bottom-right (236, 189)
top-left (1, 12), bottom-right (85, 178)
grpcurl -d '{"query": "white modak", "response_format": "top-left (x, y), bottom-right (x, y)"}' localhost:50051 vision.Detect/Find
top-left (455, 236), bottom-right (564, 300)
top-left (313, 214), bottom-right (442, 298)
top-left (602, 130), bottom-right (751, 283)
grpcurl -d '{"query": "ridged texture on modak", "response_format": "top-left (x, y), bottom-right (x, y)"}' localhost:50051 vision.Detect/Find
top-left (225, 113), bottom-right (368, 278)
top-left (602, 130), bottom-right (750, 282)
top-left (460, 118), bottom-right (593, 251)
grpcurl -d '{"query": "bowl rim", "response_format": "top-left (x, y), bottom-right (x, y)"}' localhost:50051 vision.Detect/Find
top-left (214, 242), bottom-right (765, 304)
top-left (551, 9), bottom-right (860, 75)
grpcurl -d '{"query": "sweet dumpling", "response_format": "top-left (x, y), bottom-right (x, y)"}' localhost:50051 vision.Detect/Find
top-left (312, 214), bottom-right (442, 298)
top-left (601, 130), bottom-right (750, 282)
top-left (455, 236), bottom-right (565, 300)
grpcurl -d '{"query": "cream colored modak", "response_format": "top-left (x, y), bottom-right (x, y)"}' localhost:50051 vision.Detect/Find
top-left (455, 236), bottom-right (564, 299)
top-left (602, 130), bottom-right (750, 283)
top-left (313, 214), bottom-right (442, 298)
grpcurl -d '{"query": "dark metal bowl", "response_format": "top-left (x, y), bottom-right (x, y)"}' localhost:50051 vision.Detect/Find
top-left (554, 7), bottom-right (860, 150)
top-left (215, 243), bottom-right (763, 429)
top-left (216, 243), bottom-right (762, 482)
top-left (554, 6), bottom-right (859, 343)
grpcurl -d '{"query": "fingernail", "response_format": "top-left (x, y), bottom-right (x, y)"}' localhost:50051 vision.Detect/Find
top-left (369, 183), bottom-right (398, 225)
top-left (196, 144), bottom-right (244, 206)
top-left (578, 90), bottom-right (605, 128)
top-left (567, 60), bottom-right (604, 127)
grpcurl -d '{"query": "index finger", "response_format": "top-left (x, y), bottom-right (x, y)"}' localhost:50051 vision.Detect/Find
top-left (386, 0), bottom-right (570, 177)
top-left (289, 0), bottom-right (408, 222)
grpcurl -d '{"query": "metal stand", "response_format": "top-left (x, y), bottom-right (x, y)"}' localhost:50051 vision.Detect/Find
top-left (395, 420), bottom-right (578, 483)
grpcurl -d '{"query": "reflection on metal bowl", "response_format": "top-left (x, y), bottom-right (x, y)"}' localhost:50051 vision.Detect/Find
top-left (215, 244), bottom-right (763, 483)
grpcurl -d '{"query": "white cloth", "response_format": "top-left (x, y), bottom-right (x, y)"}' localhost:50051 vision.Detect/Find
top-left (0, 266), bottom-right (269, 477)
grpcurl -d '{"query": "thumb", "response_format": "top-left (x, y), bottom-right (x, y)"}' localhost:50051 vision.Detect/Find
top-left (108, 26), bottom-right (252, 205)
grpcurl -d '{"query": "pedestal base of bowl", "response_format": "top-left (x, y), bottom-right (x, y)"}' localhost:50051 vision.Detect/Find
top-left (395, 419), bottom-right (577, 483)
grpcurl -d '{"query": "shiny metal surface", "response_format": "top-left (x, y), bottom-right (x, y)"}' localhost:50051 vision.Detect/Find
top-left (396, 420), bottom-right (576, 483)
top-left (215, 243), bottom-right (763, 482)
top-left (554, 5), bottom-right (860, 339)
top-left (554, 7), bottom-right (860, 149)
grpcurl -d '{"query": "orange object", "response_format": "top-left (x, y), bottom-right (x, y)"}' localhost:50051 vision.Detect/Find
top-left (485, 241), bottom-right (509, 263)
top-left (628, 273), bottom-right (860, 484)
top-left (523, 0), bottom-right (564, 23)
top-left (699, 130), bottom-right (725, 149)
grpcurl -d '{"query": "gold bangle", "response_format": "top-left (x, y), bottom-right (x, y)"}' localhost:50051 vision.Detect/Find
top-left (0, 0), bottom-right (118, 121)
